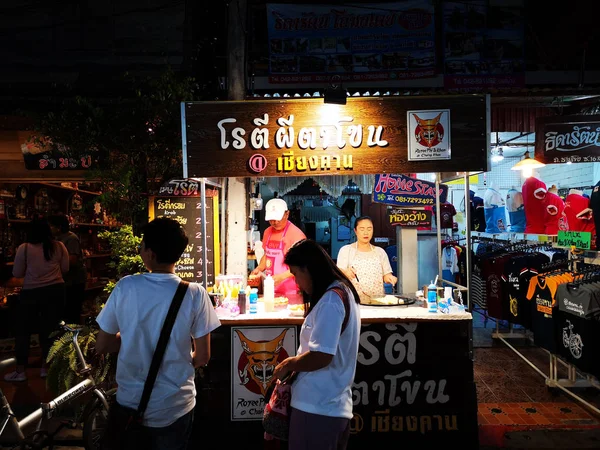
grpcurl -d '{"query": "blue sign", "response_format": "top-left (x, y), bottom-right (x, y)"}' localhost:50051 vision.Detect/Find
top-left (373, 173), bottom-right (448, 207)
top-left (266, 2), bottom-right (436, 84)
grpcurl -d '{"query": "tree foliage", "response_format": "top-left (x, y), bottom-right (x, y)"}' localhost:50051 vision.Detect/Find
top-left (29, 68), bottom-right (199, 229)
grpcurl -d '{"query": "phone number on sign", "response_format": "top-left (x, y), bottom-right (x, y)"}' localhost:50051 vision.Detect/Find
top-left (386, 195), bottom-right (433, 205)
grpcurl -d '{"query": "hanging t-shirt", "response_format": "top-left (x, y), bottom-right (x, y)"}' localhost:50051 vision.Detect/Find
top-left (484, 188), bottom-right (507, 233)
top-left (590, 181), bottom-right (600, 250)
top-left (472, 196), bottom-right (486, 232)
top-left (440, 202), bottom-right (457, 229)
top-left (484, 253), bottom-right (513, 320)
top-left (544, 192), bottom-right (568, 235)
top-left (501, 255), bottom-right (531, 327)
top-left (526, 273), bottom-right (573, 353)
top-left (522, 177), bottom-right (547, 234)
top-left (564, 193), bottom-right (595, 234)
top-left (506, 189), bottom-right (526, 232)
top-left (441, 245), bottom-right (459, 285)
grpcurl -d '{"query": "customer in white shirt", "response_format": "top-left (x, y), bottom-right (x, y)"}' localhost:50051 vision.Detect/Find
top-left (273, 239), bottom-right (361, 450)
top-left (96, 217), bottom-right (220, 450)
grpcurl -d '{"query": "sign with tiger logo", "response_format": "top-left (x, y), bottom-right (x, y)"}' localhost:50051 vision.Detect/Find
top-left (231, 326), bottom-right (297, 420)
top-left (407, 109), bottom-right (451, 161)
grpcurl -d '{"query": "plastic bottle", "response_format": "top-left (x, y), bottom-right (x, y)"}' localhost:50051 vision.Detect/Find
top-left (427, 280), bottom-right (438, 313)
top-left (238, 291), bottom-right (247, 315)
top-left (263, 275), bottom-right (275, 313)
top-left (249, 288), bottom-right (258, 314)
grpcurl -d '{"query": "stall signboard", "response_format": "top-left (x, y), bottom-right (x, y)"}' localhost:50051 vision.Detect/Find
top-left (373, 173), bottom-right (448, 207)
top-left (407, 110), bottom-right (451, 161)
top-left (265, 1), bottom-right (436, 84)
top-left (535, 115), bottom-right (600, 164)
top-left (556, 231), bottom-right (591, 250)
top-left (350, 322), bottom-right (478, 447)
top-left (231, 326), bottom-right (297, 421)
top-left (148, 179), bottom-right (220, 287)
top-left (388, 208), bottom-right (432, 228)
top-left (182, 96), bottom-right (489, 178)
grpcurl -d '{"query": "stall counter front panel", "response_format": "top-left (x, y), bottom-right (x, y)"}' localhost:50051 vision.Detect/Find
top-left (196, 307), bottom-right (478, 450)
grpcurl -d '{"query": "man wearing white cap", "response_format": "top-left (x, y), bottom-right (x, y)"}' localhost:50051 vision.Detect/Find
top-left (251, 198), bottom-right (306, 300)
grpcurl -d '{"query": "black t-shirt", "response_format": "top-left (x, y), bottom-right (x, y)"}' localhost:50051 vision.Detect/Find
top-left (590, 181), bottom-right (600, 250)
top-left (501, 255), bottom-right (530, 327)
top-left (527, 275), bottom-right (561, 353)
top-left (554, 308), bottom-right (600, 378)
top-left (484, 254), bottom-right (514, 320)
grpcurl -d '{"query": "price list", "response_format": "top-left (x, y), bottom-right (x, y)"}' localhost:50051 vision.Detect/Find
top-left (153, 196), bottom-right (215, 287)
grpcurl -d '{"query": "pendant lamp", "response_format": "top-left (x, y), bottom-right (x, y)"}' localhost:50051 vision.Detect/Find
top-left (510, 151), bottom-right (545, 171)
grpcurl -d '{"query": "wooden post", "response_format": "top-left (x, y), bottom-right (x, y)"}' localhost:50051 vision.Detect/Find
top-left (226, 0), bottom-right (248, 277)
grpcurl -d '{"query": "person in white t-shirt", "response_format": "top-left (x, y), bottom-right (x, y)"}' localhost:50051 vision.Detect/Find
top-left (273, 239), bottom-right (361, 450)
top-left (95, 218), bottom-right (220, 450)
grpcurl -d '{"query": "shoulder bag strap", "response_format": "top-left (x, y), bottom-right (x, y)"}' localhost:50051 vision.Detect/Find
top-left (137, 280), bottom-right (189, 418)
top-left (328, 286), bottom-right (350, 334)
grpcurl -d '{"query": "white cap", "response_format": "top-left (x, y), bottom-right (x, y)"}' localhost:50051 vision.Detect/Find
top-left (264, 198), bottom-right (288, 221)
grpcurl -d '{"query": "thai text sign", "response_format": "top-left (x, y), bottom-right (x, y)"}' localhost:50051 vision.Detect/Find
top-left (535, 115), bottom-right (600, 164)
top-left (388, 208), bottom-right (432, 228)
top-left (373, 174), bottom-right (448, 207)
top-left (350, 322), bottom-right (478, 447)
top-left (265, 1), bottom-right (436, 84)
top-left (557, 231), bottom-right (591, 250)
top-left (231, 326), bottom-right (297, 421)
top-left (183, 97), bottom-right (489, 178)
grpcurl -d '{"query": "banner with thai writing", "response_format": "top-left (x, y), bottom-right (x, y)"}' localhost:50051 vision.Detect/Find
top-left (231, 326), bottom-right (297, 421)
top-left (183, 97), bottom-right (490, 178)
top-left (350, 322), bottom-right (478, 447)
top-left (535, 115), bottom-right (600, 164)
top-left (442, 0), bottom-right (525, 91)
top-left (388, 208), bottom-right (432, 228)
top-left (373, 174), bottom-right (448, 207)
top-left (266, 2), bottom-right (436, 84)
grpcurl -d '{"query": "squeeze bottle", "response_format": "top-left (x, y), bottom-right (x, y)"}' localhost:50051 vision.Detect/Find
top-left (427, 281), bottom-right (438, 313)
top-left (263, 275), bottom-right (275, 313)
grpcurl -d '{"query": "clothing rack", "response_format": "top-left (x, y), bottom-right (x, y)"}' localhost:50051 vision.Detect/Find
top-left (483, 243), bottom-right (600, 415)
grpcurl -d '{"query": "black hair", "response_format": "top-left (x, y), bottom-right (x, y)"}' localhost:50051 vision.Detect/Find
top-left (142, 218), bottom-right (189, 264)
top-left (48, 213), bottom-right (70, 234)
top-left (284, 239), bottom-right (360, 316)
top-left (354, 215), bottom-right (373, 229)
top-left (26, 216), bottom-right (56, 261)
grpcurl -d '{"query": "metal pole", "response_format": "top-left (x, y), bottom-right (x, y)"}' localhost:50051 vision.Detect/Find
top-left (464, 173), bottom-right (472, 310)
top-left (396, 225), bottom-right (402, 294)
top-left (200, 178), bottom-right (208, 290)
top-left (435, 173), bottom-right (443, 285)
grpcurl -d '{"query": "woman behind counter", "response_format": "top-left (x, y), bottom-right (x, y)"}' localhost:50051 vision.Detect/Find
top-left (336, 216), bottom-right (397, 300)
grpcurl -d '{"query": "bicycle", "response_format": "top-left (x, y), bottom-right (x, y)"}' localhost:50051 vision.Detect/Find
top-left (0, 322), bottom-right (115, 449)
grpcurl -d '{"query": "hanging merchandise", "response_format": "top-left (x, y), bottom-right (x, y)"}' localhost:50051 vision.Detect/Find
top-left (506, 188), bottom-right (526, 232)
top-left (483, 184), bottom-right (507, 233)
top-left (470, 190), bottom-right (486, 232)
top-left (564, 189), bottom-right (595, 235)
top-left (544, 192), bottom-right (568, 235)
top-left (590, 181), bottom-right (600, 250)
top-left (440, 201), bottom-right (456, 230)
top-left (70, 192), bottom-right (83, 212)
top-left (34, 188), bottom-right (51, 214)
top-left (522, 177), bottom-right (547, 234)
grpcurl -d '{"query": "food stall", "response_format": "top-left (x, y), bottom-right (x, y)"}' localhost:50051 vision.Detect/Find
top-left (180, 95), bottom-right (490, 449)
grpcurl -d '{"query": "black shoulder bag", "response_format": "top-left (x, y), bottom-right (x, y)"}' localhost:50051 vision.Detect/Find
top-left (102, 280), bottom-right (189, 450)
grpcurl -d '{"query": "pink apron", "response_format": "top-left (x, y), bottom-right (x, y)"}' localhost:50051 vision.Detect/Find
top-left (264, 222), bottom-right (299, 299)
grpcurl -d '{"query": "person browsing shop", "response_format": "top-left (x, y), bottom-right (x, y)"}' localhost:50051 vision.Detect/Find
top-left (251, 198), bottom-right (306, 300)
top-left (336, 216), bottom-right (397, 300)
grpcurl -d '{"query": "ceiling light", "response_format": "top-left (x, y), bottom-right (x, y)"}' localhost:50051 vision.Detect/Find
top-left (511, 151), bottom-right (545, 171)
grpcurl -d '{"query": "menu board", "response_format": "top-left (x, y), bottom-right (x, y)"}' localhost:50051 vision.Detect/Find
top-left (151, 191), bottom-right (218, 287)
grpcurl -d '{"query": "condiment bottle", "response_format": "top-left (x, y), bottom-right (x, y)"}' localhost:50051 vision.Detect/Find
top-left (263, 275), bottom-right (275, 313)
top-left (238, 291), bottom-right (247, 315)
top-left (427, 281), bottom-right (438, 313)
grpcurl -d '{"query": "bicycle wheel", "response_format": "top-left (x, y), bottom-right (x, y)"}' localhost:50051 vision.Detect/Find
top-left (82, 390), bottom-right (114, 450)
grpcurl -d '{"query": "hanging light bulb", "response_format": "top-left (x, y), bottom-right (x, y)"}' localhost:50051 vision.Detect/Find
top-left (511, 150), bottom-right (545, 171)
top-left (522, 167), bottom-right (534, 178)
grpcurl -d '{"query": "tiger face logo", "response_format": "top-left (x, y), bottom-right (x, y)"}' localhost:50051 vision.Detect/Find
top-left (414, 112), bottom-right (444, 148)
